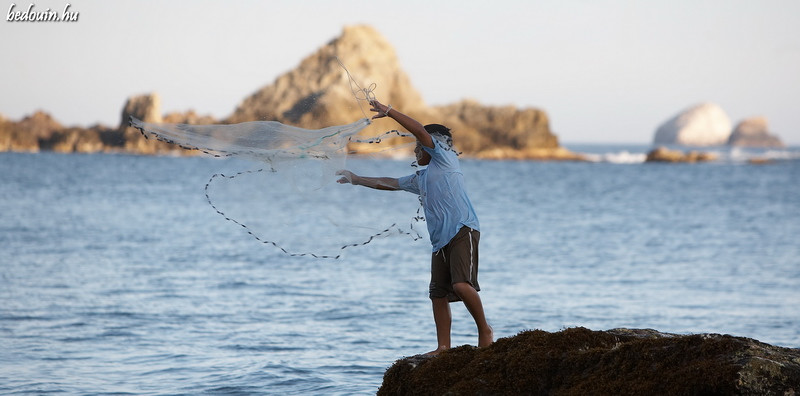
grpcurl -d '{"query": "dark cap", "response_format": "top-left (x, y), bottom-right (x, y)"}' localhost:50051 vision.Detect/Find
top-left (424, 124), bottom-right (451, 137)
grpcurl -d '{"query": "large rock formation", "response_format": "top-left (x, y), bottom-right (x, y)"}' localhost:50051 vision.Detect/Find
top-left (228, 25), bottom-right (425, 129)
top-left (379, 327), bottom-right (800, 395)
top-left (654, 103), bottom-right (732, 146)
top-left (3, 25), bottom-right (574, 159)
top-left (228, 25), bottom-right (570, 159)
top-left (728, 116), bottom-right (784, 148)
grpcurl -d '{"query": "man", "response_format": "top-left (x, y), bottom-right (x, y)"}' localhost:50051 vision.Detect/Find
top-left (337, 99), bottom-right (492, 355)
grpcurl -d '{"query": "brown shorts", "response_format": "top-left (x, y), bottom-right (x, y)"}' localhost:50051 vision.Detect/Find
top-left (429, 226), bottom-right (480, 302)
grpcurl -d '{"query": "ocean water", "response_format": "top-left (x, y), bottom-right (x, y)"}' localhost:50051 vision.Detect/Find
top-left (1, 147), bottom-right (799, 395)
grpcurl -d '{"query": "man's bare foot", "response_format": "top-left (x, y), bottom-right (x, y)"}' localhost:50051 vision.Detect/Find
top-left (478, 325), bottom-right (494, 348)
top-left (424, 345), bottom-right (449, 356)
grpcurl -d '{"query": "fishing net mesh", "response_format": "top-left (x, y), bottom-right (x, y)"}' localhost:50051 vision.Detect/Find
top-left (129, 116), bottom-right (425, 259)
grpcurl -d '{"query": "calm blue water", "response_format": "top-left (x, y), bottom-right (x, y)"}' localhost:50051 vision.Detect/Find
top-left (2, 148), bottom-right (799, 395)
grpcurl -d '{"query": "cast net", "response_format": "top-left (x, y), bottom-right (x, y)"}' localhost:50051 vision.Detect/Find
top-left (129, 65), bottom-right (426, 258)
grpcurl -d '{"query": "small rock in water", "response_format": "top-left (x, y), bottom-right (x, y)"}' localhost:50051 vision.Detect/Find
top-left (729, 116), bottom-right (785, 148)
top-left (645, 146), bottom-right (717, 163)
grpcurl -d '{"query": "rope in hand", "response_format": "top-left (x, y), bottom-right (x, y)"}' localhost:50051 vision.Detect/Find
top-left (336, 56), bottom-right (378, 121)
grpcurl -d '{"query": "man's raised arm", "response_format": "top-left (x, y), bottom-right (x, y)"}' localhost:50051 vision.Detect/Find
top-left (369, 100), bottom-right (434, 149)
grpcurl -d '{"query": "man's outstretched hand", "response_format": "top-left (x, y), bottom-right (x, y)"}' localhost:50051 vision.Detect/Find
top-left (336, 170), bottom-right (355, 184)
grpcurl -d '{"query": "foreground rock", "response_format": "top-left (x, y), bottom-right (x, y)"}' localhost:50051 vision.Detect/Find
top-left (646, 146), bottom-right (717, 163)
top-left (729, 116), bottom-right (784, 148)
top-left (379, 327), bottom-right (800, 395)
top-left (654, 103), bottom-right (732, 146)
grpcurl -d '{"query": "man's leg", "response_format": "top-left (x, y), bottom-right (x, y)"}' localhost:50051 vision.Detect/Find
top-left (428, 296), bottom-right (451, 355)
top-left (453, 282), bottom-right (493, 347)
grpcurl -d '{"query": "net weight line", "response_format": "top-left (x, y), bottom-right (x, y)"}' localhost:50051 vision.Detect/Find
top-left (203, 169), bottom-right (424, 259)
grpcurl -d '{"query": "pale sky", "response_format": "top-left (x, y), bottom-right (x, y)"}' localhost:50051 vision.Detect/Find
top-left (2, 0), bottom-right (799, 144)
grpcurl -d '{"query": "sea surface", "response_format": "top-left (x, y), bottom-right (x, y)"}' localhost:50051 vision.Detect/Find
top-left (2, 145), bottom-right (799, 395)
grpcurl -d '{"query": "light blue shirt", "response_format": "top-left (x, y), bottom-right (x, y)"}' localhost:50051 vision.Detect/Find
top-left (398, 139), bottom-right (480, 252)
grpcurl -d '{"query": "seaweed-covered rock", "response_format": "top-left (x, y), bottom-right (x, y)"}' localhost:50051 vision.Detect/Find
top-left (378, 327), bottom-right (800, 395)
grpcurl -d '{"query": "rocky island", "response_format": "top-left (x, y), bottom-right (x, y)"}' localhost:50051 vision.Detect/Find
top-left (654, 103), bottom-right (732, 147)
top-left (378, 327), bottom-right (800, 395)
top-left (729, 116), bottom-right (785, 148)
top-left (653, 103), bottom-right (785, 149)
top-left (1, 25), bottom-right (583, 161)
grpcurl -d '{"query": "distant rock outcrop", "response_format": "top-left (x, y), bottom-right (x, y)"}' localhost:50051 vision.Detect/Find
top-left (654, 103), bottom-right (732, 146)
top-left (378, 327), bottom-right (800, 395)
top-left (434, 99), bottom-right (566, 157)
top-left (0, 110), bottom-right (111, 153)
top-left (163, 110), bottom-right (217, 125)
top-left (0, 111), bottom-right (62, 152)
top-left (728, 116), bottom-right (784, 148)
top-left (114, 93), bottom-right (218, 155)
top-left (13, 111), bottom-right (63, 141)
top-left (119, 93), bottom-right (174, 155)
top-left (645, 146), bottom-right (717, 163)
top-left (38, 125), bottom-right (110, 153)
top-left (436, 100), bottom-right (556, 149)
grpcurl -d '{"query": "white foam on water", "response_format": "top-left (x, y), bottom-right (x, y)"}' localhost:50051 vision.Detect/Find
top-left (584, 151), bottom-right (647, 164)
top-left (723, 147), bottom-right (800, 163)
top-left (580, 146), bottom-right (800, 165)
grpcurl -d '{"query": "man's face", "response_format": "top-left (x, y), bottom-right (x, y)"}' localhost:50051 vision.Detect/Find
top-left (415, 142), bottom-right (431, 166)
